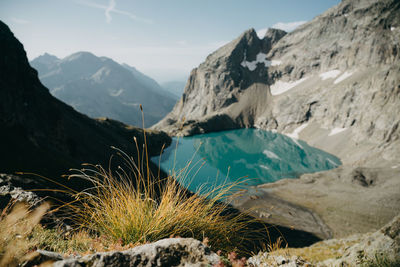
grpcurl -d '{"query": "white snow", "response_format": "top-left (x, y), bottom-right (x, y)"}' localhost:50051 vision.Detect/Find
top-left (260, 165), bottom-right (270, 170)
top-left (391, 165), bottom-right (398, 169)
top-left (391, 27), bottom-right (396, 31)
top-left (270, 77), bottom-right (309, 95)
top-left (110, 88), bottom-right (124, 97)
top-left (271, 60), bottom-right (282, 66)
top-left (263, 150), bottom-right (280, 160)
top-left (328, 127), bottom-right (347, 136)
top-left (327, 158), bottom-right (339, 167)
top-left (334, 71), bottom-right (353, 84)
top-left (319, 70), bottom-right (341, 80)
top-left (287, 123), bottom-right (309, 139)
top-left (241, 52), bottom-right (271, 71)
top-left (291, 138), bottom-right (303, 149)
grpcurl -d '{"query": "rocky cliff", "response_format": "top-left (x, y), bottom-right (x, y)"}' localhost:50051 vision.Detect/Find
top-left (153, 0), bottom-right (400, 238)
top-left (0, 20), bottom-right (171, 190)
top-left (30, 52), bottom-right (176, 128)
top-left (153, 28), bottom-right (286, 135)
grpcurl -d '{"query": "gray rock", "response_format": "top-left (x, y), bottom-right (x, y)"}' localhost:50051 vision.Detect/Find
top-left (321, 214), bottom-right (400, 266)
top-left (153, 27), bottom-right (286, 135)
top-left (248, 253), bottom-right (310, 267)
top-left (53, 238), bottom-right (219, 267)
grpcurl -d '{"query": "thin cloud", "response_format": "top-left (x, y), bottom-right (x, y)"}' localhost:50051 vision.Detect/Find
top-left (11, 17), bottom-right (30, 24)
top-left (271, 21), bottom-right (307, 32)
top-left (105, 0), bottom-right (116, 23)
top-left (76, 0), bottom-right (153, 24)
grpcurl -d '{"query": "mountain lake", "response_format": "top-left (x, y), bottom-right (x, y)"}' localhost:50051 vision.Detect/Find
top-left (151, 128), bottom-right (341, 195)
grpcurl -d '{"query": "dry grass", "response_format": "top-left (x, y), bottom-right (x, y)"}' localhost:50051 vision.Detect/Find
top-left (0, 201), bottom-right (49, 266)
top-left (266, 239), bottom-right (358, 263)
top-left (65, 142), bottom-right (249, 252)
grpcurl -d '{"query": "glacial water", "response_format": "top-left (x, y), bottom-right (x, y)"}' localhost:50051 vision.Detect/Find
top-left (151, 129), bottom-right (341, 194)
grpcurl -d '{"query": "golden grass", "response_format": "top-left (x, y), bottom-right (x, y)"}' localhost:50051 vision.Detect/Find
top-left (65, 142), bottom-right (249, 252)
top-left (0, 201), bottom-right (49, 266)
top-left (266, 239), bottom-right (358, 263)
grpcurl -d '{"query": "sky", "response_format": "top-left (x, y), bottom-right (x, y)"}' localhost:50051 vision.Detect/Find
top-left (0, 0), bottom-right (340, 83)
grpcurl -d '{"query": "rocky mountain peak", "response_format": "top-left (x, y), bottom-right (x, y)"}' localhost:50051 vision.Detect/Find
top-left (263, 28), bottom-right (286, 45)
top-left (63, 51), bottom-right (98, 62)
top-left (34, 52), bottom-right (60, 64)
top-left (153, 27), bottom-right (279, 135)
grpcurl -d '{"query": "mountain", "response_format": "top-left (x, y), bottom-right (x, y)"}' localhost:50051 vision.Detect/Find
top-left (153, 0), bottom-right (400, 237)
top-left (0, 20), bottom-right (170, 189)
top-left (30, 52), bottom-right (177, 127)
top-left (161, 81), bottom-right (187, 98)
top-left (153, 27), bottom-right (286, 135)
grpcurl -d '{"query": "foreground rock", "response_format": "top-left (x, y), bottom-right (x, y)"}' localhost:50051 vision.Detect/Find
top-left (51, 238), bottom-right (219, 267)
top-left (153, 0), bottom-right (400, 238)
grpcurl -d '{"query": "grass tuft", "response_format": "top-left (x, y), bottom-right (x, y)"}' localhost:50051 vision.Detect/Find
top-left (65, 145), bottom-right (249, 252)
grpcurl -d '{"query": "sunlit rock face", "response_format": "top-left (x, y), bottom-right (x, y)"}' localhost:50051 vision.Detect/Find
top-left (153, 28), bottom-right (286, 136)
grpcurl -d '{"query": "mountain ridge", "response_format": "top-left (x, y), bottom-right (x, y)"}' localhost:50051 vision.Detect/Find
top-left (30, 51), bottom-right (177, 127)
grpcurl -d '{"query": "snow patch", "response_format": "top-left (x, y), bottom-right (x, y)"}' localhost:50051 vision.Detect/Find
top-left (260, 164), bottom-right (270, 170)
top-left (110, 88), bottom-right (124, 97)
top-left (334, 71), bottom-right (353, 84)
top-left (328, 127), bottom-right (347, 136)
top-left (291, 138), bottom-right (303, 149)
top-left (391, 165), bottom-right (398, 169)
top-left (270, 77), bottom-right (309, 95)
top-left (327, 158), bottom-right (339, 167)
top-left (319, 70), bottom-right (341, 80)
top-left (271, 60), bottom-right (282, 66)
top-left (391, 27), bottom-right (396, 31)
top-left (241, 52), bottom-right (271, 71)
top-left (287, 123), bottom-right (309, 139)
top-left (263, 150), bottom-right (280, 160)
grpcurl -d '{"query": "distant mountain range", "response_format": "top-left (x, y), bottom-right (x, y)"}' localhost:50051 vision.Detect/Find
top-left (30, 52), bottom-right (177, 127)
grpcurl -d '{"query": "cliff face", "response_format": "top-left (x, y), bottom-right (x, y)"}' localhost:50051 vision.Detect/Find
top-left (260, 0), bottom-right (400, 162)
top-left (0, 21), bottom-right (170, 186)
top-left (153, 0), bottom-right (400, 164)
top-left (153, 28), bottom-right (286, 135)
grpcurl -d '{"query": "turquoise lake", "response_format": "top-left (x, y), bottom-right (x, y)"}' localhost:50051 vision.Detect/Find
top-left (151, 129), bottom-right (341, 194)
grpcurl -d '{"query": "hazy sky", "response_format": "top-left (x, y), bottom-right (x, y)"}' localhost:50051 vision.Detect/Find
top-left (1, 0), bottom-right (340, 83)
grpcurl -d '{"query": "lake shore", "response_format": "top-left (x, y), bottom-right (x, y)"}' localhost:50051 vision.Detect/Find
top-left (230, 123), bottom-right (400, 240)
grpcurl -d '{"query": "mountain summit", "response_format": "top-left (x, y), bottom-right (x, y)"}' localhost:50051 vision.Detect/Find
top-left (30, 52), bottom-right (176, 127)
top-left (153, 27), bottom-right (286, 135)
